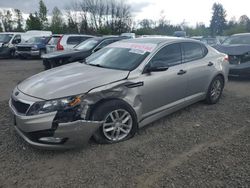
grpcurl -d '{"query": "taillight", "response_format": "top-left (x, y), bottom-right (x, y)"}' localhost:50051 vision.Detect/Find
top-left (57, 36), bottom-right (64, 51)
top-left (223, 55), bottom-right (229, 62)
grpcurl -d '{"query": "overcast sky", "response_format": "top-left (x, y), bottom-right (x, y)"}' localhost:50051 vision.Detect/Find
top-left (0, 0), bottom-right (250, 26)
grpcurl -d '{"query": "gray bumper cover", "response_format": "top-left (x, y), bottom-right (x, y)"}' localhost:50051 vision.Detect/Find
top-left (9, 99), bottom-right (103, 149)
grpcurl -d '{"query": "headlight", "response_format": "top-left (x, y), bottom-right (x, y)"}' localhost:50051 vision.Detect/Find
top-left (27, 95), bottom-right (84, 116)
top-left (31, 45), bottom-right (38, 50)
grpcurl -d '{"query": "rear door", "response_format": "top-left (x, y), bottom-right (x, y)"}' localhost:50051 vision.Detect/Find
top-left (181, 42), bottom-right (215, 97)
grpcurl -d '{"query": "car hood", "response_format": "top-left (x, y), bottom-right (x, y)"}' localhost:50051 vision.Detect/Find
top-left (213, 44), bottom-right (250, 55)
top-left (42, 49), bottom-right (88, 59)
top-left (18, 63), bottom-right (129, 100)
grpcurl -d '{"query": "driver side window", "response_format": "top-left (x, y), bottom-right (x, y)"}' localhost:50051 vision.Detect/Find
top-left (150, 43), bottom-right (182, 67)
top-left (12, 35), bottom-right (21, 44)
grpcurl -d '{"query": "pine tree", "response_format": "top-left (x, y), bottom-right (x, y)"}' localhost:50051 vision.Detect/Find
top-left (50, 7), bottom-right (64, 34)
top-left (26, 12), bottom-right (42, 30)
top-left (38, 0), bottom-right (48, 29)
top-left (210, 3), bottom-right (227, 36)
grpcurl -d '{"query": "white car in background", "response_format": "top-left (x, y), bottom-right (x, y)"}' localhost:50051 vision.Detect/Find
top-left (56, 34), bottom-right (94, 51)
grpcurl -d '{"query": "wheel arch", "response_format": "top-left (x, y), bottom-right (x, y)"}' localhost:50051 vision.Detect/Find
top-left (88, 97), bottom-right (138, 124)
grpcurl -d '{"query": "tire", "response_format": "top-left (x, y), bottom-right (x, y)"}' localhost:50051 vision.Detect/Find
top-left (205, 75), bottom-right (224, 104)
top-left (92, 100), bottom-right (138, 144)
top-left (43, 60), bottom-right (51, 70)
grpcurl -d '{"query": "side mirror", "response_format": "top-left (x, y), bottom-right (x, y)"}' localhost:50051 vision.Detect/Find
top-left (143, 63), bottom-right (169, 74)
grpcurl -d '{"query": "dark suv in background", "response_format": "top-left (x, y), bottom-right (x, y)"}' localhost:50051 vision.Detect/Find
top-left (42, 36), bottom-right (125, 69)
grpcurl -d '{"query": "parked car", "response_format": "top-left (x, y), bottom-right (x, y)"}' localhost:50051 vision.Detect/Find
top-left (9, 37), bottom-right (229, 149)
top-left (16, 36), bottom-right (51, 58)
top-left (42, 36), bottom-right (124, 69)
top-left (173, 31), bottom-right (186, 37)
top-left (45, 34), bottom-right (62, 54)
top-left (0, 32), bottom-right (22, 58)
top-left (213, 33), bottom-right (250, 77)
top-left (191, 36), bottom-right (220, 47)
top-left (121, 33), bottom-right (136, 38)
top-left (56, 34), bottom-right (94, 51)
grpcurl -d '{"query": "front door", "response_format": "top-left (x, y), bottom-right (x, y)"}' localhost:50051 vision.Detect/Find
top-left (140, 43), bottom-right (188, 118)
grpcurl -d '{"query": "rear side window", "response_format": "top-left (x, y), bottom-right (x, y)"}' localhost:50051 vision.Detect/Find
top-left (67, 36), bottom-right (90, 45)
top-left (182, 42), bottom-right (204, 62)
top-left (150, 43), bottom-right (182, 67)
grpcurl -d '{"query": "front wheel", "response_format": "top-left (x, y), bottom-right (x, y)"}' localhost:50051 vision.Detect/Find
top-left (205, 76), bottom-right (224, 104)
top-left (92, 100), bottom-right (138, 144)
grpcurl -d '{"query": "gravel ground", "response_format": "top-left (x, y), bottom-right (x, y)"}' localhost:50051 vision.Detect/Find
top-left (0, 59), bottom-right (250, 188)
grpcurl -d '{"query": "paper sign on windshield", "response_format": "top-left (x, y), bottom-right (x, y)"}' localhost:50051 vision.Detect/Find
top-left (109, 42), bottom-right (157, 53)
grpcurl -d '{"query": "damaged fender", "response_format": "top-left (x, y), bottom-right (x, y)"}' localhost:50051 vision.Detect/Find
top-left (80, 80), bottom-right (144, 122)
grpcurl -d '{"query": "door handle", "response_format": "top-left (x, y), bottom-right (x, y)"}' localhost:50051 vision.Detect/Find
top-left (177, 70), bottom-right (187, 75)
top-left (208, 62), bottom-right (214, 66)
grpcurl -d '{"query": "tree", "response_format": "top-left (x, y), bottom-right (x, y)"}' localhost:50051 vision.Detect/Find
top-left (1, 10), bottom-right (14, 32)
top-left (38, 0), bottom-right (48, 29)
top-left (14, 9), bottom-right (24, 32)
top-left (50, 7), bottom-right (64, 34)
top-left (210, 3), bottom-right (227, 36)
top-left (26, 12), bottom-right (42, 30)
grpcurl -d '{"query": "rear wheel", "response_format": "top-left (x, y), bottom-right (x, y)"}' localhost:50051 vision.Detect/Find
top-left (92, 100), bottom-right (137, 144)
top-left (205, 76), bottom-right (224, 104)
top-left (43, 60), bottom-right (51, 70)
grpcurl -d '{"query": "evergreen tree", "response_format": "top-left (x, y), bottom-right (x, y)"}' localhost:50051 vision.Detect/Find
top-left (26, 12), bottom-right (42, 30)
top-left (210, 3), bottom-right (227, 36)
top-left (39, 0), bottom-right (48, 29)
top-left (50, 7), bottom-right (64, 34)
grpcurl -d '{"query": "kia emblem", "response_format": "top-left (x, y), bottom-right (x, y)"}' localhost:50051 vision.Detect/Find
top-left (14, 91), bottom-right (19, 96)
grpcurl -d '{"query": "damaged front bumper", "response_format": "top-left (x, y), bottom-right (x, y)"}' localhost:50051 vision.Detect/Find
top-left (9, 100), bottom-right (103, 149)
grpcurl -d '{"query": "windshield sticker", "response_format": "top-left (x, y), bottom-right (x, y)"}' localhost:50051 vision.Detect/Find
top-left (129, 49), bottom-right (146, 55)
top-left (109, 42), bottom-right (157, 52)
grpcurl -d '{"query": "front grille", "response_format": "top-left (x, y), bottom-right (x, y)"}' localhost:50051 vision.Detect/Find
top-left (17, 46), bottom-right (31, 52)
top-left (11, 97), bottom-right (30, 114)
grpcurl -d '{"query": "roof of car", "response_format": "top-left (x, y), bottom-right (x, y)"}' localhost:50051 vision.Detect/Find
top-left (121, 37), bottom-right (199, 45)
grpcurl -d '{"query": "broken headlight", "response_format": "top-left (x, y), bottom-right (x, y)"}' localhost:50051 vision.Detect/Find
top-left (27, 95), bottom-right (85, 116)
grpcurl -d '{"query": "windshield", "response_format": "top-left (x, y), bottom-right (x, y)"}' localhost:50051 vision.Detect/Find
top-left (75, 38), bottom-right (99, 51)
top-left (27, 37), bottom-right (46, 44)
top-left (85, 46), bottom-right (150, 71)
top-left (0, 34), bottom-right (13, 43)
top-left (222, 35), bottom-right (250, 45)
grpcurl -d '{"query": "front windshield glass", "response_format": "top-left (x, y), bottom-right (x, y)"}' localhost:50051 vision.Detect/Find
top-left (27, 37), bottom-right (45, 44)
top-left (75, 38), bottom-right (99, 51)
top-left (85, 42), bottom-right (156, 71)
top-left (0, 34), bottom-right (13, 43)
top-left (222, 35), bottom-right (250, 45)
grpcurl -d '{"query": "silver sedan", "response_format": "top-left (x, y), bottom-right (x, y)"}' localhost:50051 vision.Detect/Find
top-left (9, 37), bottom-right (229, 149)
